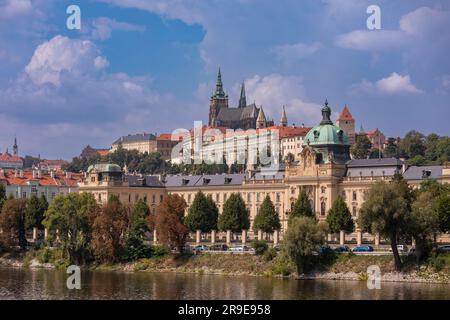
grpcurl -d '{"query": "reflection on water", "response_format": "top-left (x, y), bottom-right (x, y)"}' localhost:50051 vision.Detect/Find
top-left (0, 267), bottom-right (449, 300)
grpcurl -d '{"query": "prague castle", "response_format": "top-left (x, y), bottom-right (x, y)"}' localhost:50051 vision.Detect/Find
top-left (208, 69), bottom-right (274, 130)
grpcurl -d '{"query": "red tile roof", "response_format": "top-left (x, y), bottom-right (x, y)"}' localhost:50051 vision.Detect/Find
top-left (0, 170), bottom-right (82, 187)
top-left (0, 153), bottom-right (23, 163)
top-left (337, 105), bottom-right (354, 121)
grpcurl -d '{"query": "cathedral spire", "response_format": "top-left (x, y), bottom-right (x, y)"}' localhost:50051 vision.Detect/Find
top-left (238, 81), bottom-right (247, 108)
top-left (13, 136), bottom-right (18, 156)
top-left (280, 105), bottom-right (288, 127)
top-left (215, 67), bottom-right (225, 95)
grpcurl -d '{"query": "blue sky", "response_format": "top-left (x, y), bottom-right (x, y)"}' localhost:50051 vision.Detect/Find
top-left (0, 0), bottom-right (449, 159)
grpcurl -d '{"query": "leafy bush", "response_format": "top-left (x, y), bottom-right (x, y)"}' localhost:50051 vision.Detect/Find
top-left (271, 252), bottom-right (294, 276)
top-left (262, 247), bottom-right (277, 261)
top-left (37, 247), bottom-right (53, 264)
top-left (251, 240), bottom-right (268, 256)
top-left (428, 253), bottom-right (446, 272)
top-left (151, 245), bottom-right (169, 257)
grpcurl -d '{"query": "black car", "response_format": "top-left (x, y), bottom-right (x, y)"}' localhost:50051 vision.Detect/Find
top-left (210, 244), bottom-right (228, 251)
top-left (437, 245), bottom-right (450, 253)
top-left (334, 245), bottom-right (350, 253)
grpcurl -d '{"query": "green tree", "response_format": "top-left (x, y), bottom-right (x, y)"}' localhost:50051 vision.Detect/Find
top-left (184, 191), bottom-right (218, 233)
top-left (398, 130), bottom-right (425, 159)
top-left (359, 175), bottom-right (413, 271)
top-left (0, 199), bottom-right (28, 251)
top-left (44, 193), bottom-right (99, 264)
top-left (326, 196), bottom-right (354, 234)
top-left (284, 217), bottom-right (328, 274)
top-left (125, 200), bottom-right (151, 261)
top-left (408, 190), bottom-right (440, 264)
top-left (383, 137), bottom-right (398, 158)
top-left (290, 191), bottom-right (314, 221)
top-left (218, 193), bottom-right (250, 233)
top-left (351, 135), bottom-right (372, 159)
top-left (253, 195), bottom-right (281, 234)
top-left (25, 194), bottom-right (46, 231)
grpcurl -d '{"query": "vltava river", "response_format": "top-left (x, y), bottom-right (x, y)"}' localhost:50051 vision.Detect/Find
top-left (0, 267), bottom-right (449, 300)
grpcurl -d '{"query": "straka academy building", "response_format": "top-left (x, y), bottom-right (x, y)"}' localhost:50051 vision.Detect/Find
top-left (79, 102), bottom-right (450, 245)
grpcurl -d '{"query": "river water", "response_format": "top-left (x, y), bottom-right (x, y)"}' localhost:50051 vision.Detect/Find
top-left (0, 267), bottom-right (449, 300)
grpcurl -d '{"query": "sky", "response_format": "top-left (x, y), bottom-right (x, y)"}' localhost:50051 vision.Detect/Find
top-left (0, 0), bottom-right (449, 160)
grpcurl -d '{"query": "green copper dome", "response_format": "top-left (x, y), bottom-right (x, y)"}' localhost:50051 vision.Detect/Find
top-left (304, 100), bottom-right (350, 147)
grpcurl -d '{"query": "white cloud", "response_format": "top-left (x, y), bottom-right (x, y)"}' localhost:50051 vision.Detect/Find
top-left (24, 36), bottom-right (109, 86)
top-left (88, 17), bottom-right (146, 41)
top-left (271, 42), bottom-right (321, 64)
top-left (336, 7), bottom-right (450, 52)
top-left (231, 74), bottom-right (322, 126)
top-left (0, 0), bottom-right (32, 17)
top-left (351, 72), bottom-right (422, 95)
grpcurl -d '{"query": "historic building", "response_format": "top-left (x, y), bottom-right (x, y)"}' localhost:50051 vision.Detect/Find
top-left (111, 133), bottom-right (179, 160)
top-left (208, 69), bottom-right (274, 130)
top-left (78, 100), bottom-right (450, 245)
top-left (0, 137), bottom-right (23, 170)
top-left (0, 168), bottom-right (81, 203)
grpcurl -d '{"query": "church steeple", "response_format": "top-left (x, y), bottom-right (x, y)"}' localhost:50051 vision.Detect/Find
top-left (280, 105), bottom-right (288, 127)
top-left (256, 106), bottom-right (267, 129)
top-left (13, 136), bottom-right (18, 156)
top-left (213, 67), bottom-right (226, 98)
top-left (209, 67), bottom-right (229, 126)
top-left (238, 82), bottom-right (247, 108)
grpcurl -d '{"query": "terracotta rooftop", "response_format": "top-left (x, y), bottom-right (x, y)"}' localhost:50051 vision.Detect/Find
top-left (0, 152), bottom-right (23, 163)
top-left (337, 105), bottom-right (354, 121)
top-left (0, 170), bottom-right (82, 187)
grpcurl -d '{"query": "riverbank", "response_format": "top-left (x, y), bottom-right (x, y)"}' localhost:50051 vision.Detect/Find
top-left (1, 250), bottom-right (450, 284)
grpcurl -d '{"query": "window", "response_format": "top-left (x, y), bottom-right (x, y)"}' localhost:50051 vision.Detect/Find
top-left (352, 206), bottom-right (357, 217)
top-left (247, 193), bottom-right (251, 203)
top-left (160, 194), bottom-right (164, 203)
top-left (257, 193), bottom-right (260, 202)
top-left (352, 191), bottom-right (357, 201)
top-left (223, 193), bottom-right (227, 202)
top-left (22, 191), bottom-right (27, 198)
top-left (31, 185), bottom-right (37, 194)
top-left (216, 193), bottom-right (219, 202)
top-left (320, 202), bottom-right (326, 216)
top-left (144, 195), bottom-right (148, 203)
top-left (152, 194), bottom-right (156, 203)
top-left (276, 193), bottom-right (280, 202)
top-left (188, 194), bottom-right (191, 203)
top-left (321, 186), bottom-right (326, 194)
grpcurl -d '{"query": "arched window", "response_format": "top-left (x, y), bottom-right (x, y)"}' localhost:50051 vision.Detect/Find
top-left (320, 202), bottom-right (326, 216)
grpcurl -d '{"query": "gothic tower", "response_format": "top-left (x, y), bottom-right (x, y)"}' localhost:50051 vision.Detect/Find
top-left (280, 105), bottom-right (288, 127)
top-left (13, 136), bottom-right (18, 156)
top-left (238, 82), bottom-right (247, 108)
top-left (336, 105), bottom-right (355, 145)
top-left (256, 106), bottom-right (267, 129)
top-left (208, 68), bottom-right (229, 126)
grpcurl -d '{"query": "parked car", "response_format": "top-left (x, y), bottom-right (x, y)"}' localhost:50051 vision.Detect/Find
top-left (210, 244), bottom-right (228, 251)
top-left (389, 245), bottom-right (408, 253)
top-left (192, 245), bottom-right (209, 252)
top-left (437, 245), bottom-right (450, 253)
top-left (229, 245), bottom-right (250, 252)
top-left (334, 245), bottom-right (350, 253)
top-left (352, 245), bottom-right (374, 252)
top-left (319, 246), bottom-right (333, 254)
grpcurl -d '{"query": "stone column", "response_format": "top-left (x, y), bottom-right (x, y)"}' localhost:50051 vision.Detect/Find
top-left (153, 229), bottom-right (158, 244)
top-left (44, 228), bottom-right (48, 240)
top-left (196, 230), bottom-right (201, 245)
top-left (273, 230), bottom-right (279, 245)
top-left (257, 230), bottom-right (263, 241)
top-left (339, 230), bottom-right (345, 246)
top-left (33, 227), bottom-right (38, 242)
top-left (211, 230), bottom-right (216, 245)
top-left (374, 233), bottom-right (380, 247)
top-left (241, 230), bottom-right (247, 245)
top-left (226, 230), bottom-right (231, 245)
top-left (356, 230), bottom-right (362, 246)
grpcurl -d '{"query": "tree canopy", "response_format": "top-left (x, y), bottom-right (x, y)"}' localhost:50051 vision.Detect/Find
top-left (218, 193), bottom-right (250, 232)
top-left (0, 198), bottom-right (28, 251)
top-left (326, 196), bottom-right (354, 234)
top-left (184, 192), bottom-right (218, 233)
top-left (253, 195), bottom-right (281, 233)
top-left (290, 191), bottom-right (314, 221)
